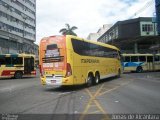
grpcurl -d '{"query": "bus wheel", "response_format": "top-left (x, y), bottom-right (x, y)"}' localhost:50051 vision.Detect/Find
top-left (136, 66), bottom-right (143, 73)
top-left (94, 73), bottom-right (100, 85)
top-left (14, 71), bottom-right (23, 79)
top-left (86, 74), bottom-right (93, 87)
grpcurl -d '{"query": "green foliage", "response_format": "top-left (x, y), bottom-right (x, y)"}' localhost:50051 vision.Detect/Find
top-left (59, 24), bottom-right (78, 36)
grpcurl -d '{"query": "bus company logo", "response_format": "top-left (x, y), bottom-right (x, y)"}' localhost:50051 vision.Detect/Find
top-left (81, 59), bottom-right (99, 63)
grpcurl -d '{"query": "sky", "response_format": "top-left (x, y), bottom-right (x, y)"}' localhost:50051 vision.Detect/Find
top-left (36, 0), bottom-right (155, 44)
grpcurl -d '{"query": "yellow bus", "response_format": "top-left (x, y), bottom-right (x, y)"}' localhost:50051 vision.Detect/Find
top-left (122, 53), bottom-right (160, 72)
top-left (39, 35), bottom-right (122, 86)
top-left (0, 53), bottom-right (36, 79)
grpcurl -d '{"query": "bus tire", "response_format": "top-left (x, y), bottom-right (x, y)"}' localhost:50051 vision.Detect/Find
top-left (136, 66), bottom-right (143, 73)
top-left (14, 71), bottom-right (23, 79)
top-left (94, 72), bottom-right (100, 85)
top-left (86, 73), bottom-right (94, 87)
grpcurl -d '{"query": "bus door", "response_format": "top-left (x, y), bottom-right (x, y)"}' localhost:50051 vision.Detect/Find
top-left (147, 56), bottom-right (154, 71)
top-left (154, 55), bottom-right (160, 70)
top-left (24, 57), bottom-right (34, 74)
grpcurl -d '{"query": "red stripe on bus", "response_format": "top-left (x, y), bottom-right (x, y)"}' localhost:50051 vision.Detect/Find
top-left (31, 70), bottom-right (36, 75)
top-left (1, 70), bottom-right (16, 76)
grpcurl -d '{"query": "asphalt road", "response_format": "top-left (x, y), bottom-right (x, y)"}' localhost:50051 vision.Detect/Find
top-left (0, 71), bottom-right (160, 119)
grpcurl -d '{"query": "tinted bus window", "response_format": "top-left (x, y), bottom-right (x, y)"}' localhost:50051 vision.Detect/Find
top-left (71, 39), bottom-right (118, 58)
top-left (147, 56), bottom-right (153, 62)
top-left (131, 56), bottom-right (138, 62)
top-left (139, 56), bottom-right (146, 62)
top-left (124, 56), bottom-right (130, 62)
top-left (5, 57), bottom-right (11, 65)
top-left (155, 56), bottom-right (160, 61)
top-left (12, 57), bottom-right (23, 64)
top-left (0, 57), bottom-right (5, 65)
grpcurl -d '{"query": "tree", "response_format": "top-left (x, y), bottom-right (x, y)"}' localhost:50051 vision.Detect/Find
top-left (59, 23), bottom-right (78, 36)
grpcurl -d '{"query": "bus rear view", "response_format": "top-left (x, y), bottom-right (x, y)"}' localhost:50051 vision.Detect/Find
top-left (39, 36), bottom-right (71, 86)
top-left (39, 35), bottom-right (122, 87)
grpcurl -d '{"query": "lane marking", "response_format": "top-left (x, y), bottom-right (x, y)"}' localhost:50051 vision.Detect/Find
top-left (80, 84), bottom-right (110, 120)
top-left (98, 80), bottom-right (133, 97)
top-left (90, 110), bottom-right (101, 114)
top-left (89, 104), bottom-right (97, 107)
top-left (98, 81), bottom-right (131, 97)
top-left (83, 84), bottom-right (104, 114)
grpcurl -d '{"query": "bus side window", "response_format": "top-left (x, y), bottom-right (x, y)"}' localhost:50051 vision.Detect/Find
top-left (113, 51), bottom-right (118, 58)
top-left (139, 56), bottom-right (146, 62)
top-left (0, 57), bottom-right (5, 65)
top-left (124, 56), bottom-right (130, 62)
top-left (12, 57), bottom-right (23, 65)
top-left (154, 56), bottom-right (160, 61)
top-left (5, 57), bottom-right (11, 65)
top-left (147, 56), bottom-right (153, 62)
top-left (131, 56), bottom-right (138, 62)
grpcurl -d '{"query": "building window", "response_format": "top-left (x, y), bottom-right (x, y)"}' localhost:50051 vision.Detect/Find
top-left (115, 27), bottom-right (118, 38)
top-left (142, 24), bottom-right (153, 32)
top-left (109, 31), bottom-right (113, 40)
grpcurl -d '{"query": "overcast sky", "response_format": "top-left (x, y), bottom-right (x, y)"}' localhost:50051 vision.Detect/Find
top-left (36, 0), bottom-right (155, 44)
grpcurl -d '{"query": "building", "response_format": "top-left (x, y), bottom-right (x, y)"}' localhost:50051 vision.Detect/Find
top-left (98, 17), bottom-right (160, 53)
top-left (87, 24), bottom-right (112, 42)
top-left (97, 24), bottom-right (112, 36)
top-left (0, 0), bottom-right (36, 54)
top-left (155, 0), bottom-right (160, 35)
top-left (87, 33), bottom-right (99, 42)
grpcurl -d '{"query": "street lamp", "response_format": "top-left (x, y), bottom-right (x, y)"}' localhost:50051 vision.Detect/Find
top-left (152, 12), bottom-right (157, 36)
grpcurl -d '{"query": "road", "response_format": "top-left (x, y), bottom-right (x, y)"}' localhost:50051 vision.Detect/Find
top-left (0, 71), bottom-right (160, 119)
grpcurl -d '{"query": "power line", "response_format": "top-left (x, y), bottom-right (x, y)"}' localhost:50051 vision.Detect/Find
top-left (129, 0), bottom-right (154, 19)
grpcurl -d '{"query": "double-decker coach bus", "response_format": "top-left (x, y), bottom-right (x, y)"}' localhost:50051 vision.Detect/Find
top-left (0, 54), bottom-right (36, 79)
top-left (39, 35), bottom-right (122, 86)
top-left (122, 53), bottom-right (160, 72)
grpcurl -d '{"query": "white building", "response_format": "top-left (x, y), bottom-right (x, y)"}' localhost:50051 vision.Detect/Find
top-left (97, 24), bottom-right (112, 36)
top-left (87, 33), bottom-right (99, 42)
top-left (87, 24), bottom-right (112, 42)
top-left (0, 0), bottom-right (36, 54)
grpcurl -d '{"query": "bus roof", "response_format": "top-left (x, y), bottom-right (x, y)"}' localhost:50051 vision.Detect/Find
top-left (66, 35), bottom-right (120, 51)
top-left (40, 35), bottom-right (120, 51)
